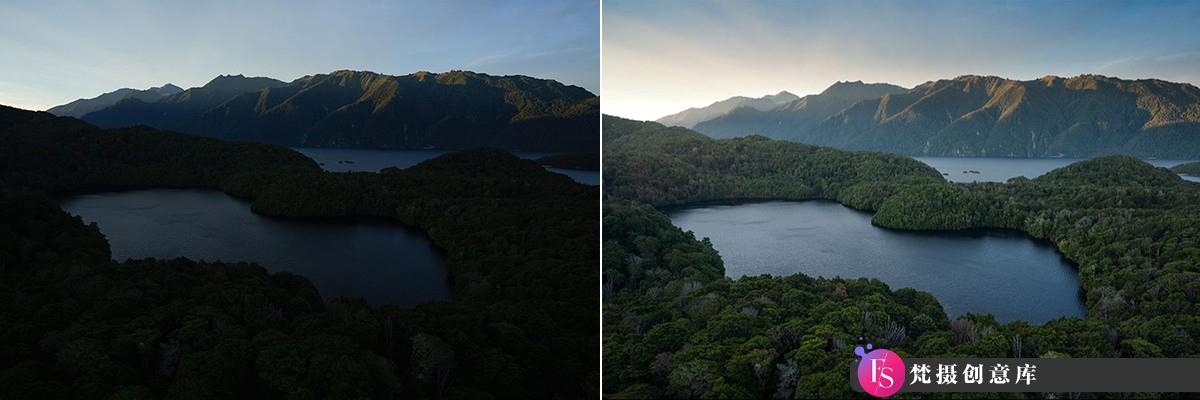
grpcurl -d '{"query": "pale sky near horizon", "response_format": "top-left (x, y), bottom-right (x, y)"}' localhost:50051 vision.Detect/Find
top-left (0, 0), bottom-right (599, 111)
top-left (604, 0), bottom-right (1200, 121)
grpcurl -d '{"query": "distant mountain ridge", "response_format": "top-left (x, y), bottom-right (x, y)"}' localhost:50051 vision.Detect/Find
top-left (655, 90), bottom-right (798, 128)
top-left (47, 83), bottom-right (182, 117)
top-left (83, 75), bottom-right (287, 132)
top-left (813, 75), bottom-right (1200, 158)
top-left (80, 70), bottom-right (599, 152)
top-left (692, 81), bottom-right (907, 139)
top-left (674, 75), bottom-right (1200, 158)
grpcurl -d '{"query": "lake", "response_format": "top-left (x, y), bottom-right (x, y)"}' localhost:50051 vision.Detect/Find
top-left (294, 148), bottom-right (599, 185)
top-left (61, 189), bottom-right (450, 307)
top-left (668, 201), bottom-right (1086, 323)
top-left (915, 157), bottom-right (1200, 183)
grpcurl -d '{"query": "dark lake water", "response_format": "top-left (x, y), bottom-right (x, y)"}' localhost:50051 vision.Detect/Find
top-left (668, 201), bottom-right (1086, 323)
top-left (914, 157), bottom-right (1200, 183)
top-left (61, 189), bottom-right (450, 307)
top-left (294, 148), bottom-right (599, 185)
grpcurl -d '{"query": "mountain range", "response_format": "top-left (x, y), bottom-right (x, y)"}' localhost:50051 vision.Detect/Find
top-left (692, 81), bottom-right (907, 139)
top-left (655, 90), bottom-right (798, 128)
top-left (72, 70), bottom-right (599, 152)
top-left (47, 83), bottom-right (182, 118)
top-left (667, 75), bottom-right (1200, 158)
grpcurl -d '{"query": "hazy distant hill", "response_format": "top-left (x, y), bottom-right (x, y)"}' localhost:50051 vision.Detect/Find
top-left (692, 81), bottom-right (907, 139)
top-left (809, 75), bottom-right (1200, 158)
top-left (83, 75), bottom-right (287, 132)
top-left (655, 90), bottom-right (798, 128)
top-left (47, 83), bottom-right (182, 117)
top-left (82, 70), bottom-right (599, 152)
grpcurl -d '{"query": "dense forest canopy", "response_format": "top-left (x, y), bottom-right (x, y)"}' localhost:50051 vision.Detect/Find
top-left (602, 115), bottom-right (1200, 398)
top-left (0, 104), bottom-right (598, 399)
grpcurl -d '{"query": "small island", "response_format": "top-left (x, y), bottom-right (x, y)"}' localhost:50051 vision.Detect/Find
top-left (535, 152), bottom-right (600, 171)
top-left (1171, 161), bottom-right (1200, 176)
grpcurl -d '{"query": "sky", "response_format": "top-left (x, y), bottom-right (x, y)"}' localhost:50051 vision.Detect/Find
top-left (0, 0), bottom-right (599, 111)
top-left (604, 0), bottom-right (1200, 121)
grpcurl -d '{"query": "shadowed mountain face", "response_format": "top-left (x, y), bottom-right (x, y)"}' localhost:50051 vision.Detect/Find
top-left (82, 75), bottom-right (287, 132)
top-left (691, 81), bottom-right (907, 139)
top-left (47, 84), bottom-right (182, 118)
top-left (656, 90), bottom-right (798, 128)
top-left (689, 75), bottom-right (1200, 158)
top-left (81, 70), bottom-right (600, 152)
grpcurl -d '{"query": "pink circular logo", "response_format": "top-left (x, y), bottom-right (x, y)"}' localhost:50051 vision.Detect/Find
top-left (856, 345), bottom-right (904, 398)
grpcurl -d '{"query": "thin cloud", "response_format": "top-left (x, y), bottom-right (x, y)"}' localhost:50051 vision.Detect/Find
top-left (1096, 56), bottom-right (1142, 71)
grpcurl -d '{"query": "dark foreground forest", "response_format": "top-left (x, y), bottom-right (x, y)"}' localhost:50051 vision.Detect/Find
top-left (602, 115), bottom-right (1200, 398)
top-left (0, 104), bottom-right (598, 399)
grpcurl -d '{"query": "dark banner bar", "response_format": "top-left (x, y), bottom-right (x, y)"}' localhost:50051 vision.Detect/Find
top-left (853, 358), bottom-right (1200, 394)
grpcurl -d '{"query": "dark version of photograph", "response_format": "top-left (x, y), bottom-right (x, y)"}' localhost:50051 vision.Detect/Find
top-left (0, 1), bottom-right (598, 398)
